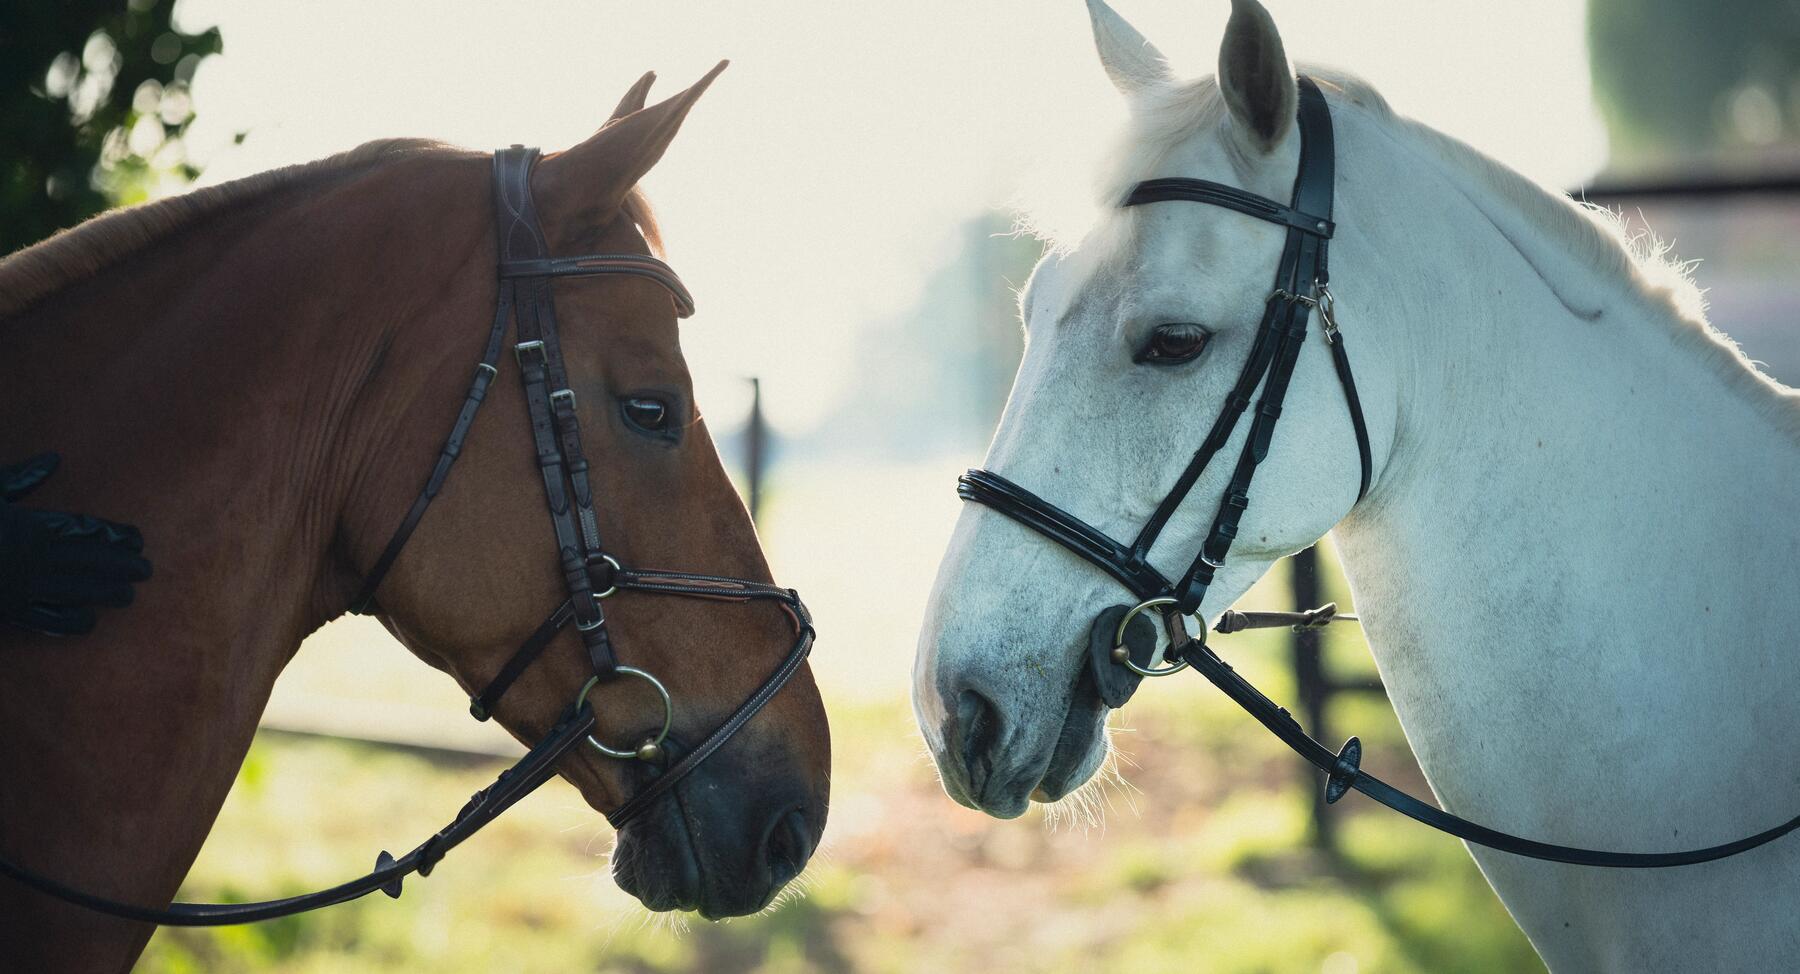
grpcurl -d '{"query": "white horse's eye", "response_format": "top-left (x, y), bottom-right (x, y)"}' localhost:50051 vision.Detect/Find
top-left (1135, 323), bottom-right (1210, 365)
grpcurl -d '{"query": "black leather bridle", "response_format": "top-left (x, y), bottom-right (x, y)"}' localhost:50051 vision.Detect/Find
top-left (958, 77), bottom-right (1800, 867)
top-left (0, 146), bottom-right (816, 924)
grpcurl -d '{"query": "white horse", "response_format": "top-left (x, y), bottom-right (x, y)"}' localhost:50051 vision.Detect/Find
top-left (913, 1), bottom-right (1800, 969)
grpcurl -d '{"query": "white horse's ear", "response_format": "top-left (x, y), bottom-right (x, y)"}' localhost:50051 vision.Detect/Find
top-left (1218, 0), bottom-right (1296, 152)
top-left (1086, 0), bottom-right (1173, 95)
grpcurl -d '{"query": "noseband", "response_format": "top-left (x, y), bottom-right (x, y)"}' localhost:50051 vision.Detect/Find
top-left (957, 77), bottom-right (1800, 867)
top-left (1, 146), bottom-right (816, 924)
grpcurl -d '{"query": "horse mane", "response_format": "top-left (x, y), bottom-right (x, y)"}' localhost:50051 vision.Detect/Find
top-left (0, 138), bottom-right (664, 322)
top-left (1027, 66), bottom-right (1800, 440)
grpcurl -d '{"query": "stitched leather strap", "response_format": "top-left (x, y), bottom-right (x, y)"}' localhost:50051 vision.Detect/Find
top-left (499, 255), bottom-right (695, 318)
top-left (467, 569), bottom-right (809, 722)
top-left (1126, 178), bottom-right (1333, 237)
top-left (956, 470), bottom-right (1172, 600)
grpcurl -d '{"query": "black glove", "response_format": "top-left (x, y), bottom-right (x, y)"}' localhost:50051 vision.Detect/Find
top-left (0, 453), bottom-right (153, 636)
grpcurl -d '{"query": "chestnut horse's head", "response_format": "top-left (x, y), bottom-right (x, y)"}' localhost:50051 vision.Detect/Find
top-left (341, 65), bottom-right (828, 919)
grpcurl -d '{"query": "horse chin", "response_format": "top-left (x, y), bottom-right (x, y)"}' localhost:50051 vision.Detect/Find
top-left (1029, 674), bottom-right (1111, 803)
top-left (610, 801), bottom-right (706, 915)
top-left (606, 739), bottom-right (823, 921)
top-left (612, 799), bottom-right (804, 921)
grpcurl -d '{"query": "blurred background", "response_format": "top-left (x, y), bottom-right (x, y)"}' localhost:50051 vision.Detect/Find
top-left (5, 0), bottom-right (1798, 971)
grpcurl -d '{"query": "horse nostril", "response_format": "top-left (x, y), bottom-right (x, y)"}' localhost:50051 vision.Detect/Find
top-left (765, 808), bottom-right (811, 888)
top-left (956, 687), bottom-right (1004, 788)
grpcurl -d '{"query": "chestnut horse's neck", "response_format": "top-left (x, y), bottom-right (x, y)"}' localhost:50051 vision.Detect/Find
top-left (0, 146), bottom-right (490, 969)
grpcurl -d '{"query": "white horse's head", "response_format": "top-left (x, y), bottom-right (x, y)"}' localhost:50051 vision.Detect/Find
top-left (914, 0), bottom-right (1398, 818)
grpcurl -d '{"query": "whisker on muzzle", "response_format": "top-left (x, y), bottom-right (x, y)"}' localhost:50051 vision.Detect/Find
top-left (1041, 725), bottom-right (1141, 832)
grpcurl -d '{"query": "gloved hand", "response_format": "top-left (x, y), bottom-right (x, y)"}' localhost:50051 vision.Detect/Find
top-left (0, 453), bottom-right (153, 636)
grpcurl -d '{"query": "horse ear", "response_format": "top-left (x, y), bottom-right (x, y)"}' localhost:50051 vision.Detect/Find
top-left (1218, 0), bottom-right (1296, 152)
top-left (536, 60), bottom-right (727, 227)
top-left (1087, 0), bottom-right (1173, 95)
top-left (607, 71), bottom-right (657, 124)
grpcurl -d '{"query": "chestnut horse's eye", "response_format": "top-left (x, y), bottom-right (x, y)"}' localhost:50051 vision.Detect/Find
top-left (1135, 322), bottom-right (1211, 365)
top-left (620, 396), bottom-right (671, 433)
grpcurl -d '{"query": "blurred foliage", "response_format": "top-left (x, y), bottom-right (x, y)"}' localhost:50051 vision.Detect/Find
top-left (139, 556), bottom-right (1542, 973)
top-left (1588, 0), bottom-right (1800, 173)
top-left (0, 0), bottom-right (221, 255)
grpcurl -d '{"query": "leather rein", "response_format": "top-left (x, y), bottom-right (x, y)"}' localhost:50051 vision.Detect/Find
top-left (957, 77), bottom-right (1800, 868)
top-left (0, 146), bottom-right (816, 925)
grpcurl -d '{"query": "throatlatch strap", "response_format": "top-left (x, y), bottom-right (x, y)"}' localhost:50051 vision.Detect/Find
top-left (1328, 333), bottom-right (1373, 501)
top-left (467, 600), bottom-right (577, 721)
top-left (348, 280), bottom-right (516, 615)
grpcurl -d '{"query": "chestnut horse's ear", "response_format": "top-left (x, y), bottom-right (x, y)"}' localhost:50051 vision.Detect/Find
top-left (1218, 0), bottom-right (1296, 153)
top-left (608, 70), bottom-right (657, 124)
top-left (536, 60), bottom-right (727, 228)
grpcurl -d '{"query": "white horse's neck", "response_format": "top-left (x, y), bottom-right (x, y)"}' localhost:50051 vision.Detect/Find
top-left (1321, 93), bottom-right (1800, 967)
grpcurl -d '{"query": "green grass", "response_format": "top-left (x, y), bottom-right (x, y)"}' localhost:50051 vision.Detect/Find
top-left (140, 545), bottom-right (1539, 972)
top-left (140, 681), bottom-right (1541, 973)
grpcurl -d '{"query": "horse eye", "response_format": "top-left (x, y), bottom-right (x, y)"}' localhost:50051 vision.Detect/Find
top-left (1135, 323), bottom-right (1211, 365)
top-left (620, 397), bottom-right (671, 432)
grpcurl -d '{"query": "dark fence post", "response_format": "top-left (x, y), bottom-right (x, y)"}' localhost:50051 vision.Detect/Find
top-left (745, 377), bottom-right (765, 524)
top-left (1290, 545), bottom-right (1335, 852)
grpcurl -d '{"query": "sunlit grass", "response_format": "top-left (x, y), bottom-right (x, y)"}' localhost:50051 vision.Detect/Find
top-left (141, 676), bottom-right (1540, 973)
top-left (139, 539), bottom-right (1540, 972)
top-left (145, 571), bottom-right (1530, 971)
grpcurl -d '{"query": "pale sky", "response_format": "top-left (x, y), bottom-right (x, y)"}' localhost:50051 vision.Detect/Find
top-left (173, 0), bottom-right (1606, 434)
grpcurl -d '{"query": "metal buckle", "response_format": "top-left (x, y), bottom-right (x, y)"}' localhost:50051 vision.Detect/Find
top-left (574, 668), bottom-right (673, 761)
top-left (1111, 597), bottom-right (1192, 678)
top-left (1315, 282), bottom-right (1340, 343)
top-left (550, 388), bottom-right (577, 411)
top-left (514, 340), bottom-right (546, 367)
top-left (1270, 283), bottom-right (1340, 344)
top-left (475, 362), bottom-right (498, 380)
top-left (590, 553), bottom-right (621, 600)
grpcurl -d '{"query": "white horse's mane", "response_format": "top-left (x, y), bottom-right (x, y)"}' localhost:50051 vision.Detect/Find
top-left (1020, 67), bottom-right (1800, 441)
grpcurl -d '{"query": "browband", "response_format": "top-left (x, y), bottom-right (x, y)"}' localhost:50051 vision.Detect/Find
top-left (498, 254), bottom-right (695, 319)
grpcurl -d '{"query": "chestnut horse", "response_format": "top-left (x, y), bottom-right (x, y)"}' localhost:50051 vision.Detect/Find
top-left (0, 65), bottom-right (829, 971)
